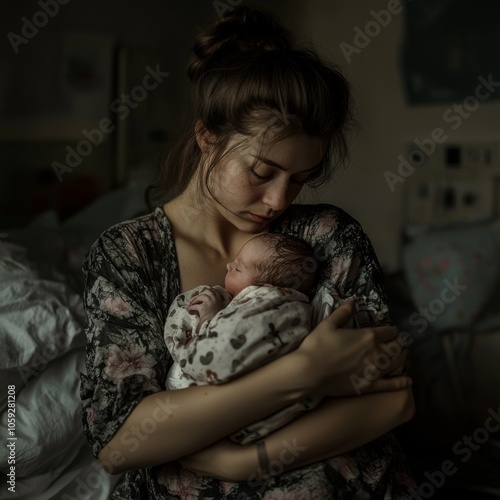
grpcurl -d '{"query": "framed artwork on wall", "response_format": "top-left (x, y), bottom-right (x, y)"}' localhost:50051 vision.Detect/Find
top-left (60, 33), bottom-right (115, 120)
top-left (401, 0), bottom-right (500, 105)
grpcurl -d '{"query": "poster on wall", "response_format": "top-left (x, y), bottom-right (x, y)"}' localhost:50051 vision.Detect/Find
top-left (401, 0), bottom-right (500, 105)
top-left (60, 34), bottom-right (115, 120)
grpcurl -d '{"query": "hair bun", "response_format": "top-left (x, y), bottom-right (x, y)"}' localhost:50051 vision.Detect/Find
top-left (188, 6), bottom-right (292, 82)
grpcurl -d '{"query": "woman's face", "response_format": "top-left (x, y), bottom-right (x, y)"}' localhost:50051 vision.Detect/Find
top-left (207, 132), bottom-right (326, 233)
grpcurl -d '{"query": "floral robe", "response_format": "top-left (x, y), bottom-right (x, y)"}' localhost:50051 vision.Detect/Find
top-left (80, 204), bottom-right (417, 499)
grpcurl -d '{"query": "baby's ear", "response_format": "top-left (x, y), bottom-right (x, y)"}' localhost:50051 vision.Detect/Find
top-left (262, 283), bottom-right (273, 288)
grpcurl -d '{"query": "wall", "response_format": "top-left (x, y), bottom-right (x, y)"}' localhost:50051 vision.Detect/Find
top-left (0, 0), bottom-right (299, 227)
top-left (296, 0), bottom-right (500, 272)
top-left (3, 0), bottom-right (499, 266)
top-left (0, 0), bottom-right (223, 226)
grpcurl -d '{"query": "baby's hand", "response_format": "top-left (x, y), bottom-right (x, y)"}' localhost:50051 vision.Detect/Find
top-left (188, 288), bottom-right (227, 327)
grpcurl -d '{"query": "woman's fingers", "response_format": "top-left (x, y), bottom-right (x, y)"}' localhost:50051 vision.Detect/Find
top-left (351, 345), bottom-right (408, 395)
top-left (327, 305), bottom-right (405, 373)
top-left (372, 324), bottom-right (399, 342)
top-left (325, 298), bottom-right (356, 328)
top-left (300, 302), bottom-right (410, 397)
top-left (326, 302), bottom-right (398, 343)
top-left (363, 375), bottom-right (412, 394)
top-left (361, 338), bottom-right (407, 381)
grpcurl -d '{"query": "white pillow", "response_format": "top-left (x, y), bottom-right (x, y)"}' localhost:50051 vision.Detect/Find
top-left (403, 225), bottom-right (500, 332)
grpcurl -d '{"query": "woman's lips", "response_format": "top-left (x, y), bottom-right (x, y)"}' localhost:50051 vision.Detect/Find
top-left (248, 213), bottom-right (274, 223)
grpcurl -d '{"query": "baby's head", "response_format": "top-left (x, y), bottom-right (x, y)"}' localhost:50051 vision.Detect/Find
top-left (225, 233), bottom-right (318, 297)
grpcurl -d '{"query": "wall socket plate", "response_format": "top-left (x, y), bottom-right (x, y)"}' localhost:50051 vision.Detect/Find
top-left (403, 143), bottom-right (500, 227)
top-left (405, 175), bottom-right (495, 226)
top-left (405, 143), bottom-right (500, 172)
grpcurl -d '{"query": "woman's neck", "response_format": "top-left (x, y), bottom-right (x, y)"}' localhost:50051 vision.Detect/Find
top-left (164, 184), bottom-right (251, 261)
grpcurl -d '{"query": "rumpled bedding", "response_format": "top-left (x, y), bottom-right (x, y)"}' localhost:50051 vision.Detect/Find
top-left (165, 284), bottom-right (358, 444)
top-left (0, 236), bottom-right (120, 499)
top-left (1, 188), bottom-right (149, 498)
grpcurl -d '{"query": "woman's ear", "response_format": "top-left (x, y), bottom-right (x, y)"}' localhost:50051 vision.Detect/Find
top-left (194, 120), bottom-right (216, 154)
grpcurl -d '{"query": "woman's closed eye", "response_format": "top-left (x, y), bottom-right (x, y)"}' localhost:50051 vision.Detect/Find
top-left (251, 164), bottom-right (318, 185)
top-left (290, 175), bottom-right (309, 185)
top-left (251, 170), bottom-right (309, 186)
top-left (293, 166), bottom-right (322, 185)
top-left (251, 169), bottom-right (272, 181)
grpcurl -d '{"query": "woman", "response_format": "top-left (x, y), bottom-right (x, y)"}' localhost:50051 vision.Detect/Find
top-left (81, 6), bottom-right (416, 499)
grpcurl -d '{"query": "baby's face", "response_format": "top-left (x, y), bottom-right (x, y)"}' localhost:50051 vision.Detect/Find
top-left (225, 237), bottom-right (269, 296)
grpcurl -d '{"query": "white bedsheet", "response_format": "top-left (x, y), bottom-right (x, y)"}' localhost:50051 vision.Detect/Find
top-left (0, 239), bottom-right (121, 499)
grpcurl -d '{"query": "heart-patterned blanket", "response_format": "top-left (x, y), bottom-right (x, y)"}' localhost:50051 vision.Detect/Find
top-left (164, 284), bottom-right (325, 444)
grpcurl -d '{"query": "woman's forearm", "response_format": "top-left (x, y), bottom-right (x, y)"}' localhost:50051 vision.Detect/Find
top-left (259, 388), bottom-right (415, 476)
top-left (99, 302), bottom-right (412, 475)
top-left (98, 350), bottom-right (311, 474)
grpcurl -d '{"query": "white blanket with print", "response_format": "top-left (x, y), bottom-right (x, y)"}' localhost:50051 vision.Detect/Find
top-left (164, 284), bottom-right (344, 444)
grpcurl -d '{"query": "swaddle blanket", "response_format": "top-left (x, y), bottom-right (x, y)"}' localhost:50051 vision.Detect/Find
top-left (164, 284), bottom-right (342, 444)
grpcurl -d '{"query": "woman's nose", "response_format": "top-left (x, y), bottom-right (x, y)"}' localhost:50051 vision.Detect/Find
top-left (262, 185), bottom-right (288, 212)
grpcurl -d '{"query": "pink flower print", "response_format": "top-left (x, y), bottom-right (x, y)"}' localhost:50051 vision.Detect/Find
top-left (123, 235), bottom-right (139, 260)
top-left (220, 481), bottom-right (238, 496)
top-left (330, 257), bottom-right (352, 284)
top-left (158, 464), bottom-right (202, 499)
top-left (264, 487), bottom-right (295, 499)
top-left (394, 471), bottom-right (419, 490)
top-left (421, 256), bottom-right (431, 271)
top-left (86, 407), bottom-right (94, 426)
top-left (437, 259), bottom-right (449, 271)
top-left (313, 215), bottom-right (338, 239)
top-left (100, 291), bottom-right (134, 318)
top-left (327, 455), bottom-right (360, 481)
top-left (104, 344), bottom-right (157, 381)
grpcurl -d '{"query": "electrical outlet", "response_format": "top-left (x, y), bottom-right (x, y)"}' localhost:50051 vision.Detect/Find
top-left (462, 144), bottom-right (498, 168)
top-left (403, 142), bottom-right (500, 228)
top-left (405, 173), bottom-right (497, 226)
top-left (436, 177), bottom-right (494, 223)
top-left (405, 177), bottom-right (437, 226)
top-left (404, 143), bottom-right (500, 172)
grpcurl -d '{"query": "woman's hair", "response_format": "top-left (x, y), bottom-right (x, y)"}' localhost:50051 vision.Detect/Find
top-left (251, 233), bottom-right (318, 296)
top-left (146, 6), bottom-right (355, 208)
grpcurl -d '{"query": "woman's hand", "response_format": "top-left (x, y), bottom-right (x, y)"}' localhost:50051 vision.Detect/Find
top-left (179, 438), bottom-right (256, 481)
top-left (297, 299), bottom-right (411, 397)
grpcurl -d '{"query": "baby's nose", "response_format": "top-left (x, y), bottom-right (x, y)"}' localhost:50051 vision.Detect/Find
top-left (226, 263), bottom-right (231, 272)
